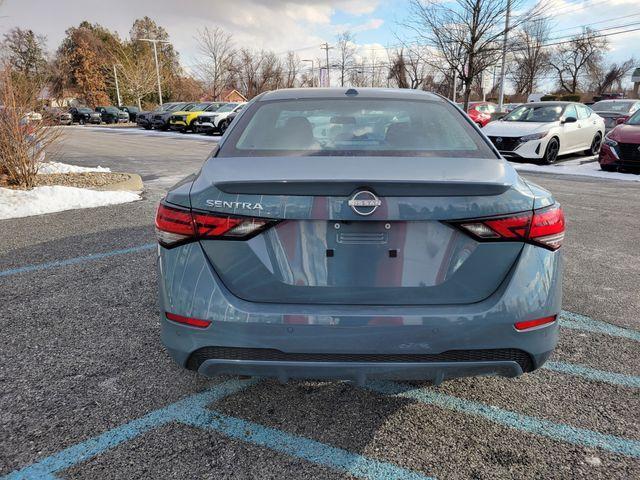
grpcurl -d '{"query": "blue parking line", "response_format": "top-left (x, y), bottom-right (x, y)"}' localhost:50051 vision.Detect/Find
top-left (181, 407), bottom-right (434, 480)
top-left (559, 311), bottom-right (640, 342)
top-left (367, 381), bottom-right (640, 458)
top-left (0, 244), bottom-right (156, 278)
top-left (543, 361), bottom-right (640, 388)
top-left (4, 379), bottom-right (256, 480)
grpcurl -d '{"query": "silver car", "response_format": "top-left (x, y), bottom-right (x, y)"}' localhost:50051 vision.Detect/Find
top-left (155, 88), bottom-right (564, 385)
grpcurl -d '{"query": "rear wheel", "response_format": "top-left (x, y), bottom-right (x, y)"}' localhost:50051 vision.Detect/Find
top-left (601, 164), bottom-right (616, 172)
top-left (219, 119), bottom-right (229, 134)
top-left (585, 133), bottom-right (602, 156)
top-left (79, 118), bottom-right (85, 125)
top-left (476, 122), bottom-right (483, 128)
top-left (541, 137), bottom-right (559, 164)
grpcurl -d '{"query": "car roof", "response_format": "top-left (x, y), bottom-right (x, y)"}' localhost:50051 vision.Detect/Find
top-left (257, 88), bottom-right (443, 102)
top-left (520, 101), bottom-right (577, 107)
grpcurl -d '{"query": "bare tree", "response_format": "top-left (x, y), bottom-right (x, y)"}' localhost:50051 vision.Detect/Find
top-left (195, 27), bottom-right (235, 100)
top-left (283, 51), bottom-right (300, 88)
top-left (110, 41), bottom-right (157, 108)
top-left (388, 47), bottom-right (430, 89)
top-left (509, 18), bottom-right (551, 96)
top-left (406, 0), bottom-right (545, 109)
top-left (336, 31), bottom-right (356, 87)
top-left (549, 28), bottom-right (608, 94)
top-left (589, 58), bottom-right (635, 94)
top-left (0, 65), bottom-right (63, 188)
top-left (232, 49), bottom-right (287, 98)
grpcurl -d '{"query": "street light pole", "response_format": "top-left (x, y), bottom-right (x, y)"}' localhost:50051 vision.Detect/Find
top-left (302, 59), bottom-right (315, 87)
top-left (139, 38), bottom-right (170, 105)
top-left (113, 65), bottom-right (122, 107)
top-left (498, 0), bottom-right (511, 111)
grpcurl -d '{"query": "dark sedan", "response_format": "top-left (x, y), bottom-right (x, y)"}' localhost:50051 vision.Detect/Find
top-left (592, 100), bottom-right (640, 133)
top-left (121, 106), bottom-right (140, 122)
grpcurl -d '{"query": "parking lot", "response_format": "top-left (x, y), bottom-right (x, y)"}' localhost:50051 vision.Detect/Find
top-left (1, 126), bottom-right (639, 479)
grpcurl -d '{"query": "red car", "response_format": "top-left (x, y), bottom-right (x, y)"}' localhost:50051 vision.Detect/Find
top-left (461, 102), bottom-right (498, 127)
top-left (599, 109), bottom-right (640, 171)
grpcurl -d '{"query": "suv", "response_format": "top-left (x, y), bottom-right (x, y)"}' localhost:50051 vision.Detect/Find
top-left (193, 103), bottom-right (246, 135)
top-left (151, 102), bottom-right (197, 130)
top-left (95, 106), bottom-right (129, 124)
top-left (69, 107), bottom-right (102, 125)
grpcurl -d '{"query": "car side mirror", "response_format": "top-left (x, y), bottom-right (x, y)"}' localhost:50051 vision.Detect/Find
top-left (561, 116), bottom-right (577, 124)
top-left (616, 117), bottom-right (627, 125)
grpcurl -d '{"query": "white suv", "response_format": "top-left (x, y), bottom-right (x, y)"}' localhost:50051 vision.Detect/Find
top-left (194, 103), bottom-right (246, 135)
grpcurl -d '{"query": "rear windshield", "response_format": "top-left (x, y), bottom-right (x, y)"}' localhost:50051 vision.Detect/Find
top-left (592, 101), bottom-right (636, 113)
top-left (219, 99), bottom-right (494, 158)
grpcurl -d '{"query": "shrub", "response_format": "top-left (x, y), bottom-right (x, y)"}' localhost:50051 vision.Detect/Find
top-left (0, 66), bottom-right (63, 189)
top-left (540, 95), bottom-right (558, 101)
top-left (561, 94), bottom-right (581, 102)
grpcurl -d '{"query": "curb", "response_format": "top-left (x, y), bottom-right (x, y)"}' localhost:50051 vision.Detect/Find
top-left (94, 173), bottom-right (144, 192)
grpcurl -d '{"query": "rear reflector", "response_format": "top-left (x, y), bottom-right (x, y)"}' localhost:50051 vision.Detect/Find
top-left (453, 204), bottom-right (565, 251)
top-left (514, 315), bottom-right (557, 331)
top-left (155, 202), bottom-right (277, 247)
top-left (165, 312), bottom-right (211, 328)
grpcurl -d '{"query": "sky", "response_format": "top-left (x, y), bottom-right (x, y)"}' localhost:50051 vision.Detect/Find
top-left (1, 0), bottom-right (639, 91)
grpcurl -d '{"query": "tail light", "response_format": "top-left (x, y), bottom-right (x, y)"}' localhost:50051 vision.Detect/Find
top-left (453, 204), bottom-right (565, 251)
top-left (155, 202), bottom-right (277, 247)
top-left (514, 315), bottom-right (557, 331)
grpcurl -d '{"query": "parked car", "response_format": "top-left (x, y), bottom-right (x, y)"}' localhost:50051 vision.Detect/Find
top-left (527, 93), bottom-right (549, 102)
top-left (151, 102), bottom-right (197, 130)
top-left (121, 106), bottom-right (140, 122)
top-left (169, 102), bottom-right (226, 132)
top-left (599, 109), bottom-right (640, 171)
top-left (192, 102), bottom-right (245, 134)
top-left (155, 87), bottom-right (564, 384)
top-left (503, 103), bottom-right (521, 113)
top-left (465, 102), bottom-right (498, 127)
top-left (69, 106), bottom-right (102, 125)
top-left (44, 107), bottom-right (72, 125)
top-left (483, 102), bottom-right (605, 164)
top-left (95, 106), bottom-right (129, 124)
top-left (591, 100), bottom-right (640, 133)
top-left (216, 110), bottom-right (239, 134)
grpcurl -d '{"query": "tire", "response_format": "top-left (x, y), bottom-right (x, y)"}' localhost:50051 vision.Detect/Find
top-left (476, 122), bottom-right (483, 129)
top-left (219, 120), bottom-right (229, 134)
top-left (600, 164), bottom-right (616, 172)
top-left (79, 118), bottom-right (85, 125)
top-left (143, 125), bottom-right (151, 130)
top-left (541, 137), bottom-right (560, 165)
top-left (585, 133), bottom-right (602, 156)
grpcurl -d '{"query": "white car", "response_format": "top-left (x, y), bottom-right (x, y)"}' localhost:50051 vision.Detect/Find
top-left (482, 102), bottom-right (605, 164)
top-left (194, 102), bottom-right (245, 135)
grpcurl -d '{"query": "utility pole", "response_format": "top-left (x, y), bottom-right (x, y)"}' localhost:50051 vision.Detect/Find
top-left (320, 43), bottom-right (333, 87)
top-left (140, 38), bottom-right (170, 105)
top-left (302, 59), bottom-right (315, 87)
top-left (113, 65), bottom-right (122, 107)
top-left (498, 0), bottom-right (511, 111)
top-left (371, 48), bottom-right (376, 87)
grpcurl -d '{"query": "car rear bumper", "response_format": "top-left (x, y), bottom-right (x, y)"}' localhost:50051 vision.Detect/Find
top-left (158, 241), bottom-right (562, 382)
top-left (193, 358), bottom-right (542, 385)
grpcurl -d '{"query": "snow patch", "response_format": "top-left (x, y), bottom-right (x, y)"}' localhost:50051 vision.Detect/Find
top-left (0, 186), bottom-right (140, 220)
top-left (511, 157), bottom-right (640, 182)
top-left (38, 161), bottom-right (111, 174)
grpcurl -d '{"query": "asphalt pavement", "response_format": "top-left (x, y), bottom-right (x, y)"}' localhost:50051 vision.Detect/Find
top-left (1, 126), bottom-right (638, 479)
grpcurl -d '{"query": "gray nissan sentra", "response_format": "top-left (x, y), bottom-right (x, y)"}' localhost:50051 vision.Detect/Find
top-left (155, 88), bottom-right (564, 385)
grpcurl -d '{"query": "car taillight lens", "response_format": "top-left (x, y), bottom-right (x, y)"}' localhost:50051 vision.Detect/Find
top-left (155, 202), bottom-right (276, 247)
top-left (514, 315), bottom-right (557, 331)
top-left (453, 204), bottom-right (565, 251)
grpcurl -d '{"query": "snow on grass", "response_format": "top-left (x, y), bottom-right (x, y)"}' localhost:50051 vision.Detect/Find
top-left (511, 157), bottom-right (640, 182)
top-left (0, 186), bottom-right (140, 220)
top-left (37, 161), bottom-right (111, 174)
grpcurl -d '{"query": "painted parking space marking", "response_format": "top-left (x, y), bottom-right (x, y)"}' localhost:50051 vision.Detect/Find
top-left (367, 381), bottom-right (640, 458)
top-left (0, 244), bottom-right (156, 278)
top-left (4, 378), bottom-right (256, 480)
top-left (182, 409), bottom-right (434, 480)
top-left (559, 311), bottom-right (640, 342)
top-left (543, 361), bottom-right (640, 388)
top-left (4, 378), bottom-right (434, 480)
